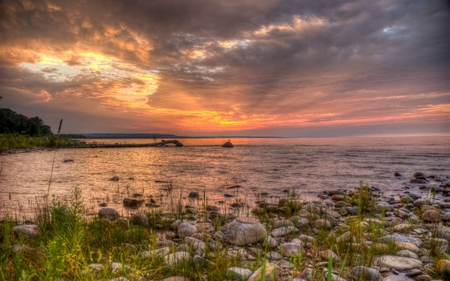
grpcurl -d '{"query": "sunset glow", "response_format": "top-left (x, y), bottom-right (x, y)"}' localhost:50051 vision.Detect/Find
top-left (1, 0), bottom-right (448, 136)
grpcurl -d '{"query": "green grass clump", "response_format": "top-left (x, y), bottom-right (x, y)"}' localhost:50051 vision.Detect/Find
top-left (0, 134), bottom-right (85, 152)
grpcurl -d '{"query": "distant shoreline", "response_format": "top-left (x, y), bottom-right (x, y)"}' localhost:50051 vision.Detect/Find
top-left (61, 134), bottom-right (283, 139)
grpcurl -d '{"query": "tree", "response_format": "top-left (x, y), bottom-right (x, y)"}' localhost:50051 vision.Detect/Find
top-left (0, 108), bottom-right (53, 136)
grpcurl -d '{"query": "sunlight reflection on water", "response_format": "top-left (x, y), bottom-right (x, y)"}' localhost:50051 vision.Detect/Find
top-left (0, 136), bottom-right (449, 219)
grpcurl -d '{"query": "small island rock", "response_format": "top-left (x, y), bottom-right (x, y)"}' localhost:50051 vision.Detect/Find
top-left (222, 140), bottom-right (234, 147)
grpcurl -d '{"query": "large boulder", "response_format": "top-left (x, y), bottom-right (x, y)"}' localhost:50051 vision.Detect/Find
top-left (224, 217), bottom-right (267, 246)
top-left (98, 208), bottom-right (120, 221)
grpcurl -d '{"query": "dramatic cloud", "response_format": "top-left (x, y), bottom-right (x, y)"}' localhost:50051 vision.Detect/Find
top-left (0, 0), bottom-right (448, 136)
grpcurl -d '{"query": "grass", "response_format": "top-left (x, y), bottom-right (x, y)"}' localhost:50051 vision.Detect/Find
top-left (0, 134), bottom-right (85, 152)
top-left (1, 180), bottom-right (449, 280)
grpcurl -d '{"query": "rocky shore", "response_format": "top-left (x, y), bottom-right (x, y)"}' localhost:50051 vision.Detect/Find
top-left (8, 172), bottom-right (450, 280)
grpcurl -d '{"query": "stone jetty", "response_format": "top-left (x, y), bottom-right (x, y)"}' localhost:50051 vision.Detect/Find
top-left (83, 139), bottom-right (184, 148)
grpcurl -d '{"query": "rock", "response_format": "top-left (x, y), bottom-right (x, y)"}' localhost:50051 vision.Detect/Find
top-left (281, 243), bottom-right (302, 257)
top-left (421, 210), bottom-right (441, 223)
top-left (196, 222), bottom-right (214, 233)
top-left (193, 255), bottom-right (209, 266)
top-left (177, 221), bottom-right (198, 238)
top-left (265, 236), bottom-right (278, 248)
top-left (247, 262), bottom-right (277, 281)
top-left (292, 216), bottom-right (309, 228)
top-left (394, 172), bottom-right (403, 177)
top-left (336, 231), bottom-right (352, 243)
top-left (139, 247), bottom-right (170, 258)
top-left (109, 176), bottom-right (119, 181)
top-left (223, 217), bottom-right (267, 246)
top-left (410, 179), bottom-right (428, 184)
top-left (171, 219), bottom-right (182, 230)
top-left (406, 269), bottom-right (423, 277)
top-left (185, 237), bottom-right (206, 253)
top-left (271, 226), bottom-right (298, 237)
top-left (267, 251), bottom-right (282, 260)
top-left (188, 192), bottom-right (199, 199)
top-left (393, 223), bottom-right (413, 233)
top-left (185, 208), bottom-right (197, 215)
top-left (437, 226), bottom-right (450, 239)
top-left (347, 206), bottom-right (359, 215)
top-left (227, 267), bottom-right (253, 280)
top-left (110, 262), bottom-right (129, 272)
top-left (319, 249), bottom-right (340, 261)
top-left (12, 244), bottom-right (32, 253)
top-left (299, 235), bottom-right (316, 245)
top-left (164, 252), bottom-right (190, 266)
top-left (222, 140), bottom-right (234, 147)
top-left (63, 159), bottom-right (74, 163)
top-left (331, 194), bottom-right (345, 201)
top-left (206, 205), bottom-right (220, 212)
top-left (423, 238), bottom-right (448, 252)
top-left (396, 242), bottom-right (420, 253)
top-left (376, 255), bottom-right (423, 270)
top-left (436, 259), bottom-right (450, 274)
top-left (130, 212), bottom-right (148, 226)
top-left (351, 266), bottom-right (382, 281)
top-left (123, 198), bottom-right (144, 208)
top-left (396, 250), bottom-right (419, 259)
top-left (272, 219), bottom-right (294, 228)
top-left (380, 234), bottom-right (422, 247)
top-left (312, 219), bottom-right (331, 229)
top-left (335, 201), bottom-right (349, 208)
top-left (13, 225), bottom-right (39, 237)
top-left (376, 203), bottom-right (394, 212)
top-left (413, 199), bottom-right (430, 207)
top-left (162, 277), bottom-right (189, 281)
top-left (413, 172), bottom-right (426, 179)
top-left (278, 260), bottom-right (294, 269)
top-left (371, 243), bottom-right (388, 252)
top-left (88, 263), bottom-right (104, 272)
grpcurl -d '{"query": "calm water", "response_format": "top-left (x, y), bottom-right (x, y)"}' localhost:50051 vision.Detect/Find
top-left (1, 136), bottom-right (449, 218)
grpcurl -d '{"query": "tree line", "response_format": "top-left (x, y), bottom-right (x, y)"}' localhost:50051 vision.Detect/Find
top-left (0, 96), bottom-right (53, 136)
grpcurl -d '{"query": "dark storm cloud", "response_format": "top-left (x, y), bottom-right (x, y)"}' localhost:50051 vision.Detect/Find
top-left (0, 0), bottom-right (448, 135)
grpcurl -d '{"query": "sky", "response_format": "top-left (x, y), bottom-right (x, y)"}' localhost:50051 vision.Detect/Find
top-left (0, 0), bottom-right (449, 137)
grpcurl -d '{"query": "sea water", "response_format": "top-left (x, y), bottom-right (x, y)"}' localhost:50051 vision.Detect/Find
top-left (0, 136), bottom-right (449, 218)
